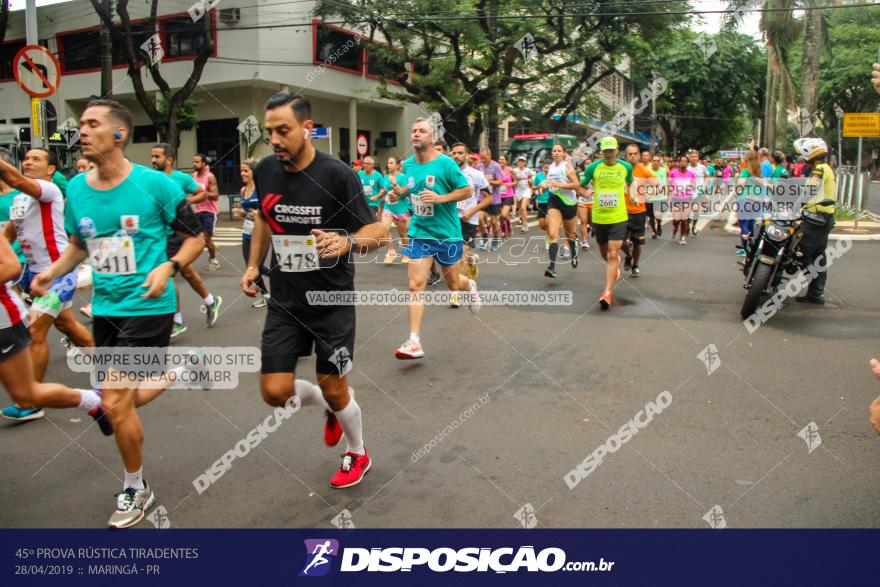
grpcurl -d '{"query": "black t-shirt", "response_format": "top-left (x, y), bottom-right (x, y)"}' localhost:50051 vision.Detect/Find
top-left (254, 150), bottom-right (373, 311)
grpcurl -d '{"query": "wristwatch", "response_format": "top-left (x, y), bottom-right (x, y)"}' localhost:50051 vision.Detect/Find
top-left (168, 259), bottom-right (180, 276)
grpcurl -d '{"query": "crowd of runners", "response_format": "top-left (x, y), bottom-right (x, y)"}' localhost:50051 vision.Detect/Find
top-left (0, 91), bottom-right (843, 529)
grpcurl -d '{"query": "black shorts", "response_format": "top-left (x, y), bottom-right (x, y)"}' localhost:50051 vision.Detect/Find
top-left (547, 194), bottom-right (578, 220)
top-left (196, 212), bottom-right (216, 236)
top-left (501, 197), bottom-right (514, 208)
top-left (0, 322), bottom-right (30, 363)
top-left (261, 306), bottom-right (355, 375)
top-left (536, 203), bottom-right (548, 219)
top-left (460, 221), bottom-right (477, 247)
top-left (593, 221), bottom-right (628, 245)
top-left (166, 234), bottom-right (183, 259)
top-left (486, 203), bottom-right (501, 216)
top-left (627, 212), bottom-right (647, 244)
top-left (93, 314), bottom-right (174, 379)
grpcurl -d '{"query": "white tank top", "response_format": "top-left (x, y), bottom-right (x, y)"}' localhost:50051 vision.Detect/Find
top-left (547, 161), bottom-right (575, 201)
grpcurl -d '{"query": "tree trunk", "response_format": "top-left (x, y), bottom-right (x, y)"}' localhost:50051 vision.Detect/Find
top-left (799, 1), bottom-right (822, 116)
top-left (763, 58), bottom-right (776, 148)
top-left (99, 21), bottom-right (113, 98)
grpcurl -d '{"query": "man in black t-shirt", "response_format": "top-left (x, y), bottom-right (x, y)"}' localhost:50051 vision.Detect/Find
top-left (241, 92), bottom-right (386, 489)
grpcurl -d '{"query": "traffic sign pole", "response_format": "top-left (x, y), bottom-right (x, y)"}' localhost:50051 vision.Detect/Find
top-left (25, 0), bottom-right (45, 149)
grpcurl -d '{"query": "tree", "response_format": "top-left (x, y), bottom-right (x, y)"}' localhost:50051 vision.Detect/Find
top-left (798, 0), bottom-right (823, 116)
top-left (313, 0), bottom-right (689, 152)
top-left (634, 30), bottom-right (765, 155)
top-left (0, 0), bottom-right (9, 45)
top-left (90, 0), bottom-right (214, 155)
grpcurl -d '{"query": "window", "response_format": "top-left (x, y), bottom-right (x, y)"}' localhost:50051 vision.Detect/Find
top-left (0, 40), bottom-right (26, 81)
top-left (163, 16), bottom-right (210, 59)
top-left (314, 24), bottom-right (362, 73)
top-left (60, 23), bottom-right (150, 73)
top-left (365, 47), bottom-right (407, 83)
top-left (133, 125), bottom-right (157, 144)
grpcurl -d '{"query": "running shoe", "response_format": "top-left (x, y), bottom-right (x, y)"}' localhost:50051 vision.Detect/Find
top-left (580, 239), bottom-right (590, 250)
top-left (599, 290), bottom-right (613, 310)
top-left (1, 405), bottom-right (44, 422)
top-left (395, 338), bottom-right (424, 360)
top-left (204, 296), bottom-right (222, 327)
top-left (251, 295), bottom-right (269, 308)
top-left (171, 323), bottom-right (187, 338)
top-left (559, 246), bottom-right (570, 259)
top-left (657, 225), bottom-right (663, 237)
top-left (383, 252), bottom-right (397, 265)
top-left (544, 268), bottom-right (557, 279)
top-left (324, 411), bottom-right (343, 446)
top-left (490, 239), bottom-right (500, 251)
top-left (184, 349), bottom-right (213, 390)
top-left (651, 233), bottom-right (657, 240)
top-left (329, 450), bottom-right (371, 489)
top-left (796, 295), bottom-right (825, 305)
top-left (428, 271), bottom-right (442, 286)
top-left (450, 292), bottom-right (461, 308)
top-left (401, 256), bottom-right (410, 264)
top-left (107, 482), bottom-right (155, 529)
top-left (89, 405), bottom-right (114, 436)
top-left (679, 238), bottom-right (687, 246)
top-left (571, 248), bottom-right (579, 268)
top-left (465, 279), bottom-right (481, 314)
top-left (80, 304), bottom-right (93, 319)
top-left (735, 249), bottom-right (747, 256)
top-left (631, 266), bottom-right (640, 278)
top-left (205, 259), bottom-right (221, 271)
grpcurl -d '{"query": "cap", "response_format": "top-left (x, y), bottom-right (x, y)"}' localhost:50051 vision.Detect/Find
top-left (516, 155), bottom-right (526, 162)
top-left (599, 137), bottom-right (618, 151)
top-left (353, 159), bottom-right (363, 166)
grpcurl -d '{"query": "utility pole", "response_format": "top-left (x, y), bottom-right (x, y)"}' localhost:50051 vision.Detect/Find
top-left (25, 0), bottom-right (46, 149)
top-left (650, 70), bottom-right (658, 153)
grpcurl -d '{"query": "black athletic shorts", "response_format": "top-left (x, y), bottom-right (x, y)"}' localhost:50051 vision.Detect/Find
top-left (627, 212), bottom-right (647, 244)
top-left (547, 194), bottom-right (578, 220)
top-left (166, 234), bottom-right (183, 259)
top-left (500, 197), bottom-right (514, 208)
top-left (460, 221), bottom-right (477, 247)
top-left (593, 221), bottom-right (628, 245)
top-left (93, 314), bottom-right (174, 379)
top-left (0, 322), bottom-right (31, 363)
top-left (536, 203), bottom-right (548, 219)
top-left (486, 203), bottom-right (501, 216)
top-left (261, 305), bottom-right (355, 375)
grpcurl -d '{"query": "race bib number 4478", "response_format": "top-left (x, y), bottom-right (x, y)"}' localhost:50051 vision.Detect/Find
top-left (272, 234), bottom-right (319, 272)
top-left (87, 236), bottom-right (137, 275)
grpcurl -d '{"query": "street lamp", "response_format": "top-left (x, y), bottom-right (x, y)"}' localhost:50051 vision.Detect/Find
top-left (834, 104), bottom-right (843, 168)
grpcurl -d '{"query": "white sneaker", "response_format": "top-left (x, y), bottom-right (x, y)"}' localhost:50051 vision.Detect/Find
top-left (107, 482), bottom-right (155, 529)
top-left (394, 338), bottom-right (424, 360)
top-left (464, 279), bottom-right (481, 314)
top-left (205, 259), bottom-right (221, 271)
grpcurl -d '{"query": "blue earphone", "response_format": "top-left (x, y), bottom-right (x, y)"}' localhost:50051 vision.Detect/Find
top-left (113, 131), bottom-right (123, 140)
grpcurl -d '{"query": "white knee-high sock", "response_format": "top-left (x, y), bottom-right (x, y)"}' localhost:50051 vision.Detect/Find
top-left (294, 379), bottom-right (329, 409)
top-left (335, 396), bottom-right (364, 455)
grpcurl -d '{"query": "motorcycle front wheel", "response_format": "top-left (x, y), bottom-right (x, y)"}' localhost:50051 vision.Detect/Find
top-left (741, 262), bottom-right (773, 319)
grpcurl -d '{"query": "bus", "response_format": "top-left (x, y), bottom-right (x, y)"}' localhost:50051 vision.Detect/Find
top-left (506, 133), bottom-right (579, 169)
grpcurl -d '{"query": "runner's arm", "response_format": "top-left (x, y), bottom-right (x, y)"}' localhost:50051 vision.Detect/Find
top-left (4, 221), bottom-right (14, 244)
top-left (0, 159), bottom-right (43, 200)
top-left (247, 209), bottom-right (271, 273)
top-left (474, 189), bottom-right (493, 212)
top-left (205, 174), bottom-right (220, 201)
top-left (187, 184), bottom-right (207, 205)
top-left (0, 234), bottom-right (21, 283)
top-left (32, 236), bottom-right (88, 288)
top-left (438, 185), bottom-right (472, 204)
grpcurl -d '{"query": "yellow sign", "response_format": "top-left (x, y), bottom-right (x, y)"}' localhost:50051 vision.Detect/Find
top-left (30, 97), bottom-right (42, 138)
top-left (842, 113), bottom-right (880, 138)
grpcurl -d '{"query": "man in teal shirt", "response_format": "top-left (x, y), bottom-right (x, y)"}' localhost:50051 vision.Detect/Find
top-left (394, 118), bottom-right (478, 361)
top-left (357, 156), bottom-right (384, 220)
top-left (30, 99), bottom-right (204, 530)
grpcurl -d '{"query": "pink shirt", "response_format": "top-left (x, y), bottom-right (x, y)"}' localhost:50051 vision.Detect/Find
top-left (501, 168), bottom-right (514, 198)
top-left (192, 170), bottom-right (218, 214)
top-left (668, 168), bottom-right (696, 200)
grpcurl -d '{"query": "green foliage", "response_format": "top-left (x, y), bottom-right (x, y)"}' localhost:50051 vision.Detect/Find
top-left (158, 93), bottom-right (199, 133)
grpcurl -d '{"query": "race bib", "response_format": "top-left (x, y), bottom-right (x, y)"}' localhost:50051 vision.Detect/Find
top-left (577, 196), bottom-right (592, 206)
top-left (457, 198), bottom-right (471, 211)
top-left (87, 236), bottom-right (137, 275)
top-left (411, 193), bottom-right (434, 217)
top-left (363, 184), bottom-right (373, 197)
top-left (272, 234), bottom-right (319, 273)
top-left (242, 218), bottom-right (254, 236)
top-left (598, 191), bottom-right (618, 208)
top-left (10, 197), bottom-right (27, 221)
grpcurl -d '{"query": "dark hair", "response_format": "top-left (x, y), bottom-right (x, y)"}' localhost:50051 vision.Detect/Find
top-left (194, 153), bottom-right (209, 164)
top-left (265, 91), bottom-right (311, 122)
top-left (771, 150), bottom-right (786, 165)
top-left (84, 99), bottom-right (133, 146)
top-left (553, 142), bottom-right (567, 152)
top-left (541, 158), bottom-right (552, 166)
top-left (451, 142), bottom-right (469, 153)
top-left (153, 143), bottom-right (174, 158)
top-left (641, 148), bottom-right (652, 156)
top-left (31, 148), bottom-right (58, 170)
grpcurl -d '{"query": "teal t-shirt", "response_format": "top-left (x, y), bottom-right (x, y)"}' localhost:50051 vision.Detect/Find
top-left (0, 189), bottom-right (26, 263)
top-left (532, 172), bottom-right (551, 204)
top-left (64, 164), bottom-right (186, 317)
top-left (403, 153), bottom-right (469, 241)
top-left (383, 172), bottom-right (411, 215)
top-left (358, 170), bottom-right (384, 207)
top-left (168, 170), bottom-right (200, 195)
top-left (52, 171), bottom-right (68, 197)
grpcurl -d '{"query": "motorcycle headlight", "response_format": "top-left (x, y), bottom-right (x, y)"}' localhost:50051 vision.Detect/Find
top-left (764, 222), bottom-right (789, 242)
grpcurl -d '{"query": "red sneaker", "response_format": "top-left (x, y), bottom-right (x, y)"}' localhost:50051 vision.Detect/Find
top-left (599, 290), bottom-right (613, 310)
top-left (329, 450), bottom-right (371, 489)
top-left (324, 410), bottom-right (343, 446)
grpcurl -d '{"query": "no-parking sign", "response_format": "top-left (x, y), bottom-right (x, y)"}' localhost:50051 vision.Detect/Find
top-left (13, 44), bottom-right (61, 98)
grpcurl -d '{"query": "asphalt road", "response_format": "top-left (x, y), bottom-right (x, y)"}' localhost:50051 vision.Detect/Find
top-left (2, 224), bottom-right (879, 529)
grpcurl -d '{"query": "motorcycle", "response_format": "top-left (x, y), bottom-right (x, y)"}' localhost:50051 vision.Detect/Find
top-left (739, 199), bottom-right (835, 319)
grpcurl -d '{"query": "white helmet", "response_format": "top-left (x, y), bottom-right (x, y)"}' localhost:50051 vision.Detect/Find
top-left (793, 137), bottom-right (827, 161)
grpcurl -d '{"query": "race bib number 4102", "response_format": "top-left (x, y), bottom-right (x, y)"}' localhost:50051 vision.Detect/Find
top-left (272, 234), bottom-right (319, 272)
top-left (87, 236), bottom-right (137, 275)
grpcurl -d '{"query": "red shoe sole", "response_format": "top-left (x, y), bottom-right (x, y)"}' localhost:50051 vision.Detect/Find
top-left (394, 350), bottom-right (423, 360)
top-left (330, 458), bottom-right (372, 489)
top-left (324, 413), bottom-right (343, 446)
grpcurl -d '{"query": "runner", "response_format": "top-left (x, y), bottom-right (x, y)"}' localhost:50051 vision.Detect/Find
top-left (576, 158), bottom-right (593, 250)
top-left (623, 144), bottom-right (658, 278)
top-left (649, 155), bottom-right (668, 239)
top-left (450, 143), bottom-right (492, 307)
top-left (29, 99), bottom-right (206, 527)
top-left (735, 150), bottom-right (763, 256)
top-left (475, 148), bottom-right (503, 251)
top-left (381, 156), bottom-right (411, 264)
top-left (0, 149), bottom-right (94, 386)
top-left (580, 137), bottom-right (633, 308)
top-left (686, 149), bottom-right (710, 237)
top-left (668, 155), bottom-right (696, 245)
top-left (151, 143), bottom-right (222, 336)
top-left (358, 156), bottom-right (385, 221)
top-left (498, 155), bottom-right (515, 238)
top-left (542, 143), bottom-right (580, 279)
top-left (241, 92), bottom-right (386, 488)
top-left (512, 156), bottom-right (534, 233)
top-left (532, 159), bottom-right (552, 247)
top-left (395, 118), bottom-right (479, 360)
top-left (191, 153), bottom-right (221, 270)
top-left (232, 158), bottom-right (269, 307)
